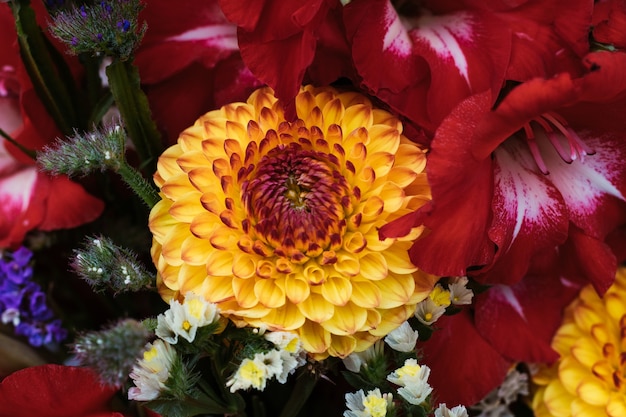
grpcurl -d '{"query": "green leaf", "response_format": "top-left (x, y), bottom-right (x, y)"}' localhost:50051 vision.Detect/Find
top-left (278, 371), bottom-right (317, 417)
top-left (147, 399), bottom-right (230, 417)
top-left (11, 0), bottom-right (78, 134)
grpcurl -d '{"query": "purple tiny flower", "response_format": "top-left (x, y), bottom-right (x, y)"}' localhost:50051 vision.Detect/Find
top-left (117, 19), bottom-right (130, 32)
top-left (28, 290), bottom-right (53, 320)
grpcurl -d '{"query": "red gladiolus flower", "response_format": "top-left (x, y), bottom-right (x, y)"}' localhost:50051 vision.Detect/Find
top-left (343, 0), bottom-right (592, 132)
top-left (382, 51), bottom-right (626, 294)
top-left (421, 258), bottom-right (583, 406)
top-left (0, 4), bottom-right (103, 248)
top-left (0, 365), bottom-right (122, 417)
top-left (593, 0), bottom-right (626, 50)
top-left (135, 0), bottom-right (262, 144)
top-left (218, 0), bottom-right (352, 117)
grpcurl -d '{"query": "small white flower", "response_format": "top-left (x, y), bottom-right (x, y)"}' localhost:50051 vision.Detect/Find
top-left (471, 367), bottom-right (529, 416)
top-left (448, 276), bottom-right (474, 305)
top-left (344, 388), bottom-right (393, 417)
top-left (155, 292), bottom-right (220, 344)
top-left (384, 321), bottom-right (419, 352)
top-left (414, 298), bottom-right (446, 325)
top-left (128, 339), bottom-right (176, 401)
top-left (435, 404), bottom-right (469, 417)
top-left (1, 308), bottom-right (20, 326)
top-left (387, 359), bottom-right (433, 405)
top-left (226, 351), bottom-right (281, 393)
top-left (343, 341), bottom-right (384, 373)
top-left (264, 331), bottom-right (302, 354)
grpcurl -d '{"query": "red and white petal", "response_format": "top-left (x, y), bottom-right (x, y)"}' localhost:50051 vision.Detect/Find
top-left (136, 0), bottom-right (239, 84)
top-left (0, 165), bottom-right (41, 248)
top-left (483, 137), bottom-right (569, 285)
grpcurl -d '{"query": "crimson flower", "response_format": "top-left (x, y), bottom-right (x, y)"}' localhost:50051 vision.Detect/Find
top-left (592, 0), bottom-right (626, 50)
top-left (342, 0), bottom-right (592, 132)
top-left (0, 4), bottom-right (103, 248)
top-left (384, 51), bottom-right (626, 294)
top-left (218, 0), bottom-right (354, 117)
top-left (135, 0), bottom-right (262, 144)
top-left (0, 364), bottom-right (122, 417)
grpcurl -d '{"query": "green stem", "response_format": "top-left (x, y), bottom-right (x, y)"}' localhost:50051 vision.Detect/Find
top-left (0, 128), bottom-right (36, 160)
top-left (117, 161), bottom-right (159, 208)
top-left (11, 0), bottom-right (78, 135)
top-left (106, 59), bottom-right (162, 173)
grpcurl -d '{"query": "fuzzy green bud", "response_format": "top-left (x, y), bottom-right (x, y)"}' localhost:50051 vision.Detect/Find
top-left (73, 318), bottom-right (151, 387)
top-left (71, 235), bottom-right (154, 293)
top-left (49, 0), bottom-right (146, 60)
top-left (37, 123), bottom-right (125, 176)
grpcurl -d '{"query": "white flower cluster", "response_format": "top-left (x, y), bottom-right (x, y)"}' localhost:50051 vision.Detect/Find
top-left (226, 331), bottom-right (307, 393)
top-left (128, 292), bottom-right (220, 401)
top-left (128, 339), bottom-right (176, 401)
top-left (344, 388), bottom-right (393, 417)
top-left (155, 292), bottom-right (220, 344)
top-left (470, 367), bottom-right (529, 417)
top-left (414, 277), bottom-right (473, 325)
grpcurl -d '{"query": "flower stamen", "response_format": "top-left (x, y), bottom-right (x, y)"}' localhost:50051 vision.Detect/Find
top-left (523, 112), bottom-right (596, 175)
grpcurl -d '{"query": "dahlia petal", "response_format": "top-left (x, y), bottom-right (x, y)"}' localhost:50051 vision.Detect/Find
top-left (570, 337), bottom-right (603, 369)
top-left (559, 356), bottom-right (591, 394)
top-left (168, 191), bottom-right (205, 222)
top-left (161, 223), bottom-right (189, 266)
top-left (328, 335), bottom-right (357, 359)
top-left (349, 279), bottom-right (381, 308)
top-left (161, 174), bottom-right (196, 200)
top-left (178, 264), bottom-right (208, 294)
top-left (382, 248), bottom-right (417, 274)
top-left (299, 321), bottom-right (331, 355)
top-left (284, 276), bottom-right (310, 304)
top-left (359, 252), bottom-right (388, 280)
top-left (261, 302), bottom-right (306, 331)
top-left (190, 212), bottom-right (222, 239)
top-left (254, 279), bottom-right (286, 308)
top-left (543, 380), bottom-right (574, 415)
top-left (368, 305), bottom-right (414, 337)
top-left (298, 293), bottom-right (335, 323)
top-left (374, 274), bottom-right (415, 309)
top-left (202, 275), bottom-right (235, 303)
top-left (181, 235), bottom-right (213, 265)
top-left (320, 276), bottom-right (352, 306)
top-left (322, 302), bottom-right (367, 336)
top-left (232, 277), bottom-right (258, 308)
top-left (205, 250), bottom-right (235, 276)
top-left (607, 394), bottom-right (626, 417)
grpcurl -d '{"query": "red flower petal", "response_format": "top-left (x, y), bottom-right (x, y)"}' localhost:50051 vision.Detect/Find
top-left (0, 365), bottom-right (119, 417)
top-left (474, 269), bottom-right (580, 364)
top-left (593, 0), bottom-right (626, 49)
top-left (36, 175), bottom-right (104, 232)
top-left (419, 311), bottom-right (511, 406)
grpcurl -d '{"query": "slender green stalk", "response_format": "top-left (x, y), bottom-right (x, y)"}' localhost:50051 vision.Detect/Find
top-left (106, 59), bottom-right (163, 172)
top-left (0, 127), bottom-right (36, 160)
top-left (117, 160), bottom-right (160, 208)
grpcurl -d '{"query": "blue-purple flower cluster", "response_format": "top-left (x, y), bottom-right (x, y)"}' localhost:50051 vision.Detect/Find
top-left (0, 247), bottom-right (67, 347)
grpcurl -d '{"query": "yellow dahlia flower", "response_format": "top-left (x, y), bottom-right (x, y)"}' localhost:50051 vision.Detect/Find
top-left (532, 267), bottom-right (626, 416)
top-left (149, 85), bottom-right (436, 357)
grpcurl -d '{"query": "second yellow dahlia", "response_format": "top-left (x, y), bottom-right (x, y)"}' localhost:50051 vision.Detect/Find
top-left (149, 85), bottom-right (436, 357)
top-left (532, 267), bottom-right (626, 416)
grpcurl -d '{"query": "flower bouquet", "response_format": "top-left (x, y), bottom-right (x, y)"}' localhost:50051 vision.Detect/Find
top-left (1, 0), bottom-right (626, 416)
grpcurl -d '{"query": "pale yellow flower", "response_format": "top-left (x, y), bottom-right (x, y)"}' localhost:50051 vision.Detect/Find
top-left (532, 267), bottom-right (626, 416)
top-left (149, 85), bottom-right (436, 358)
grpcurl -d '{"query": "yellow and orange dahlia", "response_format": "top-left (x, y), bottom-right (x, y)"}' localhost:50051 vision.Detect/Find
top-left (532, 267), bottom-right (626, 416)
top-left (149, 85), bottom-right (436, 357)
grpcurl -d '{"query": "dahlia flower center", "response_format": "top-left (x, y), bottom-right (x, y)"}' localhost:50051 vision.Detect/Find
top-left (243, 140), bottom-right (349, 259)
top-left (522, 112), bottom-right (595, 175)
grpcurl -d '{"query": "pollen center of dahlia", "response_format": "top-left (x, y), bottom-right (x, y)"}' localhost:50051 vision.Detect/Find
top-left (243, 141), bottom-right (349, 257)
